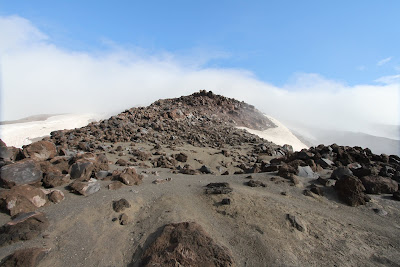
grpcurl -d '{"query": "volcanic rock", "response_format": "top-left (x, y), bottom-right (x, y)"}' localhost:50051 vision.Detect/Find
top-left (114, 167), bottom-right (142, 186)
top-left (174, 152), bottom-right (188, 163)
top-left (246, 180), bottom-right (267, 187)
top-left (335, 175), bottom-right (369, 206)
top-left (140, 221), bottom-right (234, 266)
top-left (297, 166), bottom-right (319, 179)
top-left (205, 183), bottom-right (232, 194)
top-left (0, 185), bottom-right (47, 216)
top-left (0, 159), bottom-right (42, 189)
top-left (115, 158), bottom-right (128, 166)
top-left (330, 166), bottom-right (353, 180)
top-left (69, 160), bottom-right (94, 181)
top-left (0, 212), bottom-right (49, 247)
top-left (112, 199), bottom-right (131, 212)
top-left (22, 140), bottom-right (57, 161)
top-left (69, 178), bottom-right (100, 196)
top-left (286, 214), bottom-right (306, 232)
top-left (360, 176), bottom-right (398, 194)
top-left (0, 247), bottom-right (48, 266)
top-left (119, 213), bottom-right (129, 225)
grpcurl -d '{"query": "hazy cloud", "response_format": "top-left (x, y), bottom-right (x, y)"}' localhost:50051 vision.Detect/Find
top-left (375, 74), bottom-right (400, 85)
top-left (1, 15), bottom-right (399, 138)
top-left (377, 56), bottom-right (392, 66)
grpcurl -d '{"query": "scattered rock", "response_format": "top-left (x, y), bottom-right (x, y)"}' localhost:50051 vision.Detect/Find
top-left (119, 213), bottom-right (129, 225)
top-left (204, 183), bottom-right (233, 194)
top-left (317, 177), bottom-right (335, 187)
top-left (22, 140), bottom-right (57, 161)
top-left (221, 198), bottom-right (231, 205)
top-left (69, 161), bottom-right (94, 181)
top-left (112, 199), bottom-right (131, 212)
top-left (317, 158), bottom-right (334, 169)
top-left (373, 208), bottom-right (388, 216)
top-left (297, 166), bottom-right (319, 179)
top-left (69, 178), bottom-right (100, 196)
top-left (96, 170), bottom-right (110, 180)
top-left (0, 212), bottom-right (49, 247)
top-left (153, 178), bottom-right (172, 184)
top-left (310, 185), bottom-right (324, 196)
top-left (0, 159), bottom-right (42, 188)
top-left (140, 222), bottom-right (234, 266)
top-left (0, 247), bottom-right (49, 266)
top-left (335, 175), bottom-right (369, 206)
top-left (46, 190), bottom-right (65, 204)
top-left (115, 159), bottom-right (128, 166)
top-left (330, 167), bottom-right (353, 180)
top-left (174, 152), bottom-right (188, 162)
top-left (199, 165), bottom-right (212, 174)
top-left (278, 163), bottom-right (297, 179)
top-left (246, 180), bottom-right (267, 187)
top-left (360, 176), bottom-right (398, 194)
top-left (0, 185), bottom-right (47, 216)
top-left (114, 167), bottom-right (142, 186)
top-left (286, 214), bottom-right (306, 232)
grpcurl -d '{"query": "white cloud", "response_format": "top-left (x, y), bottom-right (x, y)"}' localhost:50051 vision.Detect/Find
top-left (0, 15), bottom-right (399, 139)
top-left (377, 56), bottom-right (392, 66)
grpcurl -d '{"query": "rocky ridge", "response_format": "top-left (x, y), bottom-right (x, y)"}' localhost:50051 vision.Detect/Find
top-left (0, 91), bottom-right (399, 266)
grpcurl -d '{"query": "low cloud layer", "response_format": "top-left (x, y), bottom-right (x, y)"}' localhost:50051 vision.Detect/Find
top-left (1, 15), bottom-right (399, 139)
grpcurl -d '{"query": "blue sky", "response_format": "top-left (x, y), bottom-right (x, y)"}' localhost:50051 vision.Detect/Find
top-left (1, 0), bottom-right (399, 86)
top-left (0, 1), bottom-right (399, 134)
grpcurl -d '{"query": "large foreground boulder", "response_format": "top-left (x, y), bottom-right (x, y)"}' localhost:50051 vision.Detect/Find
top-left (0, 160), bottom-right (42, 188)
top-left (140, 222), bottom-right (234, 266)
top-left (360, 176), bottom-right (398, 194)
top-left (23, 141), bottom-right (57, 161)
top-left (335, 175), bottom-right (370, 207)
top-left (0, 185), bottom-right (47, 216)
top-left (0, 212), bottom-right (49, 247)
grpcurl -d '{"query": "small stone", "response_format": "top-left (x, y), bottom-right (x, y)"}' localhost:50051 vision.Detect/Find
top-left (286, 214), bottom-right (306, 232)
top-left (221, 198), bottom-right (231, 205)
top-left (119, 213), bottom-right (129, 225)
top-left (246, 180), bottom-right (266, 187)
top-left (112, 199), bottom-right (131, 212)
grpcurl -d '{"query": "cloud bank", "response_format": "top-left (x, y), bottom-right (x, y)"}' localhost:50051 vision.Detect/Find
top-left (1, 15), bottom-right (399, 139)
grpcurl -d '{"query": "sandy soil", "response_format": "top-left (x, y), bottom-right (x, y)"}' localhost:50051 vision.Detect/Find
top-left (0, 144), bottom-right (399, 267)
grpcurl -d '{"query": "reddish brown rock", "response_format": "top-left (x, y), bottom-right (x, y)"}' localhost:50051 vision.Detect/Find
top-left (140, 222), bottom-right (234, 267)
top-left (22, 140), bottom-right (57, 161)
top-left (69, 160), bottom-right (94, 181)
top-left (0, 212), bottom-right (49, 247)
top-left (114, 167), bottom-right (142, 186)
top-left (0, 247), bottom-right (49, 266)
top-left (0, 185), bottom-right (47, 216)
top-left (360, 176), bottom-right (398, 194)
top-left (69, 178), bottom-right (100, 196)
top-left (0, 159), bottom-right (42, 189)
top-left (335, 175), bottom-right (369, 207)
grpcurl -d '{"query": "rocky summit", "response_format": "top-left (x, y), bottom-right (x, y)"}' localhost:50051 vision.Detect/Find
top-left (0, 90), bottom-right (399, 267)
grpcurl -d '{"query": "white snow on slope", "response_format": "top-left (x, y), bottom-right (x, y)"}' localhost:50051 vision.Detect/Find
top-left (0, 113), bottom-right (105, 148)
top-left (238, 115), bottom-right (308, 152)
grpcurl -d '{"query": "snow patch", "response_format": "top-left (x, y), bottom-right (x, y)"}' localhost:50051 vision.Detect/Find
top-left (0, 113), bottom-right (106, 148)
top-left (238, 115), bottom-right (308, 152)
